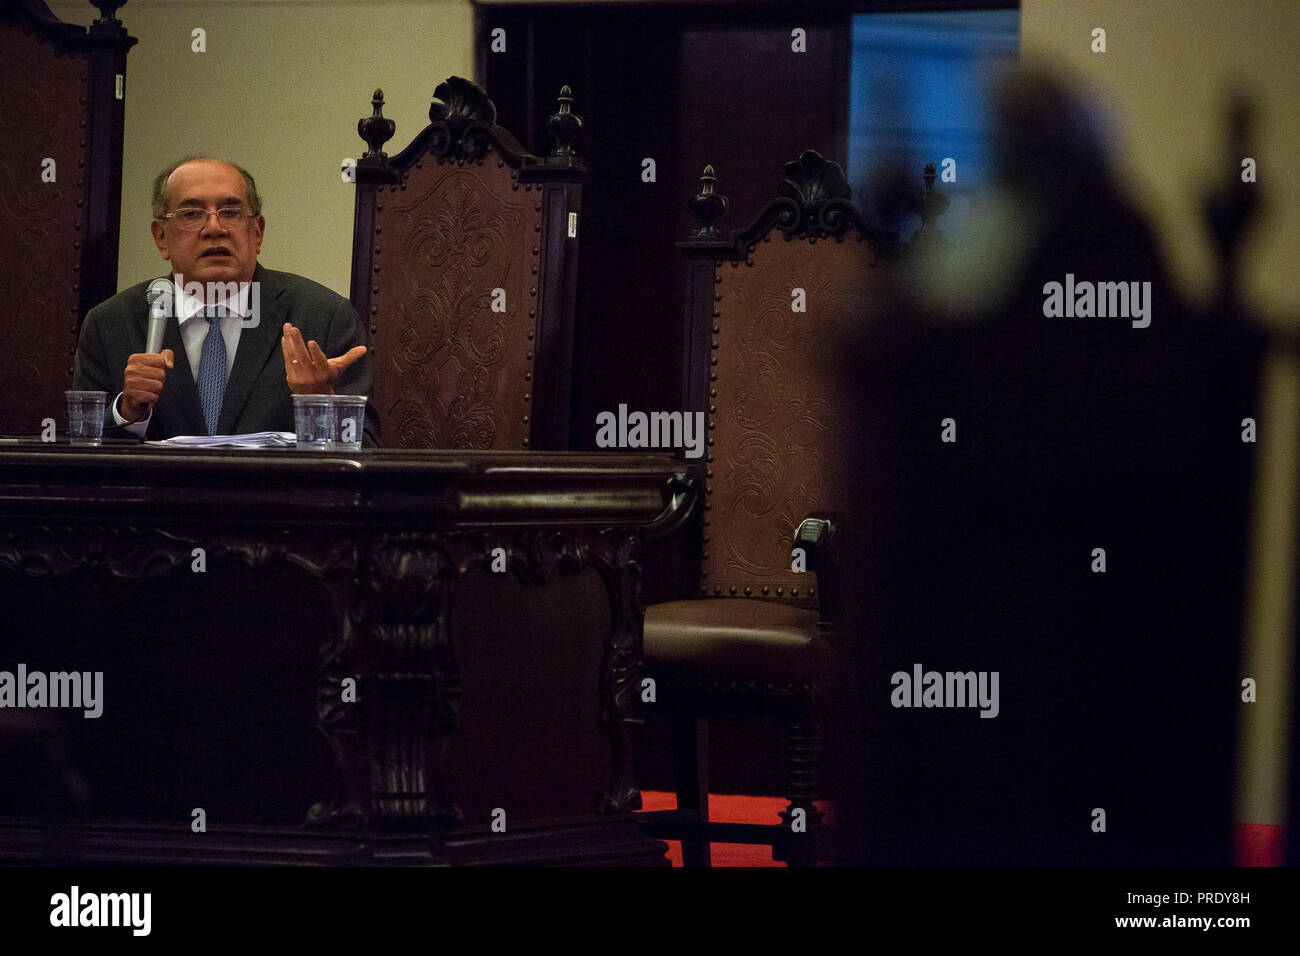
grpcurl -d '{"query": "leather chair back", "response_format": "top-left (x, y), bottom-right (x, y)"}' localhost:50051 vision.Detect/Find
top-left (679, 151), bottom-right (904, 607)
top-left (349, 77), bottom-right (585, 449)
top-left (0, 0), bottom-right (134, 434)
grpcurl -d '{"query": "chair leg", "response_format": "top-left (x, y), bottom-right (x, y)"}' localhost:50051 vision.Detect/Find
top-left (671, 715), bottom-right (711, 867)
top-left (776, 717), bottom-right (826, 865)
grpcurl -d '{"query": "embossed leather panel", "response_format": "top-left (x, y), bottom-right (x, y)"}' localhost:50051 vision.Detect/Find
top-left (371, 154), bottom-right (541, 449)
top-left (703, 233), bottom-right (882, 600)
top-left (0, 21), bottom-right (88, 433)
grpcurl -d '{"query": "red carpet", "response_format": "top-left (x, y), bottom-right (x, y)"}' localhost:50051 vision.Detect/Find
top-left (638, 791), bottom-right (833, 867)
top-left (641, 795), bottom-right (1285, 866)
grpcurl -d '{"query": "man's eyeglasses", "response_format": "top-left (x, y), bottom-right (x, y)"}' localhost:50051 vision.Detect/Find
top-left (157, 206), bottom-right (255, 232)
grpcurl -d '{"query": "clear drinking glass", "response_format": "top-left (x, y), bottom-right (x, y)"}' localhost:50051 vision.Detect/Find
top-left (292, 394), bottom-right (335, 449)
top-left (332, 395), bottom-right (367, 451)
top-left (65, 391), bottom-right (107, 446)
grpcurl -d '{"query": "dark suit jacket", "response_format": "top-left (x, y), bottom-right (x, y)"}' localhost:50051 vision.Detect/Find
top-left (73, 263), bottom-right (380, 446)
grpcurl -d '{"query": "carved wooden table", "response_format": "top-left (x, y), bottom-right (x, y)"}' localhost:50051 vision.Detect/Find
top-left (0, 442), bottom-right (693, 865)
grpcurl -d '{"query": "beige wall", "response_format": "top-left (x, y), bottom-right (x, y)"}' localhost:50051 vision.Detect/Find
top-left (51, 0), bottom-right (475, 298)
top-left (1021, 0), bottom-right (1300, 318)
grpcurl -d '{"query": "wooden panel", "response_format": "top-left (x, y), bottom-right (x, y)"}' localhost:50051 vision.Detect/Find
top-left (0, 18), bottom-right (88, 433)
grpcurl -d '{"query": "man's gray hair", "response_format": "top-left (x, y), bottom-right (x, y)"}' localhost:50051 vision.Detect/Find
top-left (151, 156), bottom-right (262, 220)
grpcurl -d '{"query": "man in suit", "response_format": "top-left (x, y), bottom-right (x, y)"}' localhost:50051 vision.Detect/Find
top-left (73, 156), bottom-right (379, 445)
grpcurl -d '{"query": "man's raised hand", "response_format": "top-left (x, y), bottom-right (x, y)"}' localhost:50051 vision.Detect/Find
top-left (282, 323), bottom-right (366, 395)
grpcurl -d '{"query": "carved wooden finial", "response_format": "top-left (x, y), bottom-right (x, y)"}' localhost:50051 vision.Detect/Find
top-left (1203, 89), bottom-right (1260, 318)
top-left (546, 85), bottom-right (583, 161)
top-left (688, 165), bottom-right (728, 238)
top-left (779, 150), bottom-right (851, 210)
top-left (92, 1), bottom-right (127, 26)
top-left (911, 160), bottom-right (950, 246)
top-left (773, 150), bottom-right (860, 237)
top-left (429, 76), bottom-right (496, 127)
top-left (358, 88), bottom-right (396, 161)
top-left (427, 77), bottom-right (499, 161)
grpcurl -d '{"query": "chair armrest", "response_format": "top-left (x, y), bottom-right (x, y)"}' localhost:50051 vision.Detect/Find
top-left (794, 514), bottom-right (841, 628)
top-left (644, 472), bottom-right (699, 542)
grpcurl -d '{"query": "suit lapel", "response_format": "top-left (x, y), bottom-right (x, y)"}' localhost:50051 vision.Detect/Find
top-left (218, 264), bottom-right (286, 435)
top-left (160, 310), bottom-right (206, 436)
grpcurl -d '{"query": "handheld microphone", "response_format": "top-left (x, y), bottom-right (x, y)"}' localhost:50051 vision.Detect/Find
top-left (139, 278), bottom-right (176, 420)
top-left (144, 277), bottom-right (174, 354)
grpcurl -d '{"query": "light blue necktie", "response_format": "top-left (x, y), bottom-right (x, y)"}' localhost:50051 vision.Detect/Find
top-left (197, 306), bottom-right (228, 435)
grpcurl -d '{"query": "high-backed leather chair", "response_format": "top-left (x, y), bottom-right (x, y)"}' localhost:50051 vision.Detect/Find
top-left (348, 76), bottom-right (585, 449)
top-left (642, 152), bottom-right (943, 865)
top-left (0, 0), bottom-right (134, 435)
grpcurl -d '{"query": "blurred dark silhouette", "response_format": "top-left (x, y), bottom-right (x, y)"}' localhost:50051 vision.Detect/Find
top-left (835, 65), bottom-right (1262, 865)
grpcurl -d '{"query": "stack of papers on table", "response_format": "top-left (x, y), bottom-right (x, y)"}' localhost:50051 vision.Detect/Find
top-left (146, 431), bottom-right (298, 449)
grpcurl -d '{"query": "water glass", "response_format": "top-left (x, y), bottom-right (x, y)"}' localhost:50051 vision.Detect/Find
top-left (65, 391), bottom-right (107, 446)
top-left (292, 394), bottom-right (335, 449)
top-left (332, 395), bottom-right (367, 451)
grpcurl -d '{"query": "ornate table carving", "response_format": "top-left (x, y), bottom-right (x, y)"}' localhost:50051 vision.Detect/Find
top-left (0, 443), bottom-right (693, 865)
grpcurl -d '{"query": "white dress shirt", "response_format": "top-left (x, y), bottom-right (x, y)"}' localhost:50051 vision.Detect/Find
top-left (114, 281), bottom-right (252, 436)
